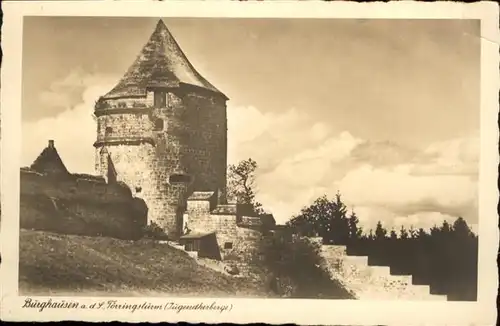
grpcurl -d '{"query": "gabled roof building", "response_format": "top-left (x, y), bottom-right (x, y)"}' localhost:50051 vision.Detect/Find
top-left (30, 140), bottom-right (70, 176)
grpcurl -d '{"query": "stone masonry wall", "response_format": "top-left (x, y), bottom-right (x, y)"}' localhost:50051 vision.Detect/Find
top-left (94, 87), bottom-right (228, 237)
top-left (186, 198), bottom-right (262, 268)
top-left (96, 112), bottom-right (152, 140)
top-left (95, 143), bottom-right (160, 225)
top-left (20, 170), bottom-right (147, 240)
top-left (182, 90), bottom-right (228, 204)
top-left (149, 91), bottom-right (189, 236)
top-left (20, 169), bottom-right (132, 204)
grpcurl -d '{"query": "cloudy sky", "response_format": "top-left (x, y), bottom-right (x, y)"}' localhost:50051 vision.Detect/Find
top-left (21, 17), bottom-right (480, 233)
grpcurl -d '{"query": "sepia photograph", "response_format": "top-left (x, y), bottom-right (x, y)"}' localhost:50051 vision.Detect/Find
top-left (1, 1), bottom-right (498, 325)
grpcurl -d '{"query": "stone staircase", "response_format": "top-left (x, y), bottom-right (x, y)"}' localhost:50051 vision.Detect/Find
top-left (162, 237), bottom-right (447, 300)
top-left (161, 240), bottom-right (243, 276)
top-left (319, 244), bottom-right (448, 301)
top-left (161, 240), bottom-right (199, 259)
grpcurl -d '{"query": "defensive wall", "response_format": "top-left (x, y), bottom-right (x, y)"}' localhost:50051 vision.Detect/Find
top-left (182, 190), bottom-right (273, 275)
top-left (20, 167), bottom-right (148, 240)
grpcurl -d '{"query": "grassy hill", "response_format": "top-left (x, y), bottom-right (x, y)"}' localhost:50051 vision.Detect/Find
top-left (19, 229), bottom-right (273, 297)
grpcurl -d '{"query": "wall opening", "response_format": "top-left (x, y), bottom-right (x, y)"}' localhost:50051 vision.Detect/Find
top-left (224, 242), bottom-right (233, 250)
top-left (154, 90), bottom-right (167, 108)
top-left (169, 174), bottom-right (192, 185)
top-left (153, 118), bottom-right (164, 131)
top-left (105, 126), bottom-right (113, 135)
top-left (135, 186), bottom-right (142, 193)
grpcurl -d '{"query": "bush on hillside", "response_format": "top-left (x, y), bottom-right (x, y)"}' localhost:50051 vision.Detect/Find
top-left (142, 221), bottom-right (169, 240)
top-left (224, 264), bottom-right (240, 276)
top-left (254, 233), bottom-right (354, 299)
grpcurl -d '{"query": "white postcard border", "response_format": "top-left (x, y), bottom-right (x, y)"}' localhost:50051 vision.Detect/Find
top-left (1, 1), bottom-right (499, 325)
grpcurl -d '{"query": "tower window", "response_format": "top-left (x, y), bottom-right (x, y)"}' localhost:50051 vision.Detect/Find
top-left (105, 127), bottom-right (113, 135)
top-left (224, 242), bottom-right (233, 249)
top-left (154, 118), bottom-right (164, 131)
top-left (154, 90), bottom-right (167, 108)
top-left (169, 174), bottom-right (192, 185)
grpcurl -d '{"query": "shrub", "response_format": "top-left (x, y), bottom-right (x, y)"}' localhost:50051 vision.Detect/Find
top-left (255, 233), bottom-right (354, 299)
top-left (224, 264), bottom-right (240, 276)
top-left (142, 221), bottom-right (169, 240)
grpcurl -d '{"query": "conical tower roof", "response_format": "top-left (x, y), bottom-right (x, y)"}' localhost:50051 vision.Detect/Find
top-left (102, 20), bottom-right (227, 100)
top-left (30, 140), bottom-right (70, 175)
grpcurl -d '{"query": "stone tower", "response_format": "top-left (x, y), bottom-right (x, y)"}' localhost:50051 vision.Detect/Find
top-left (93, 19), bottom-right (229, 238)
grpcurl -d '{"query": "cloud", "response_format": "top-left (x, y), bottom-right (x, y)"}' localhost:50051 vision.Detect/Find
top-left (336, 164), bottom-right (477, 216)
top-left (227, 106), bottom-right (337, 173)
top-left (349, 140), bottom-right (422, 168)
top-left (227, 105), bottom-right (479, 232)
top-left (411, 134), bottom-right (479, 177)
top-left (37, 67), bottom-right (110, 110)
top-left (22, 69), bottom-right (118, 174)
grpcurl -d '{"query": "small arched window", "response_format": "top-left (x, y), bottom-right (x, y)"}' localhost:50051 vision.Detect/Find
top-left (154, 90), bottom-right (167, 108)
top-left (105, 126), bottom-right (113, 135)
top-left (154, 119), bottom-right (164, 131)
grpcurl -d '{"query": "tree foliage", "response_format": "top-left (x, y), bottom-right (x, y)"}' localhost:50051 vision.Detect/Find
top-left (254, 233), bottom-right (354, 299)
top-left (348, 209), bottom-right (363, 239)
top-left (375, 221), bottom-right (387, 240)
top-left (286, 193), bottom-right (361, 244)
top-left (389, 229), bottom-right (398, 240)
top-left (227, 158), bottom-right (264, 215)
top-left (400, 225), bottom-right (409, 239)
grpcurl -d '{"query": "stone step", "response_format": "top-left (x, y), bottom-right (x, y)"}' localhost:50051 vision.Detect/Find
top-left (320, 245), bottom-right (347, 256)
top-left (409, 284), bottom-right (432, 296)
top-left (343, 255), bottom-right (368, 266)
top-left (166, 242), bottom-right (186, 251)
top-left (349, 273), bottom-right (446, 300)
top-left (394, 284), bottom-right (447, 301)
top-left (161, 240), bottom-right (200, 259)
top-left (381, 275), bottom-right (446, 300)
top-left (421, 293), bottom-right (448, 301)
top-left (335, 262), bottom-right (392, 280)
top-left (159, 241), bottom-right (191, 257)
top-left (367, 265), bottom-right (391, 277)
top-left (172, 245), bottom-right (186, 251)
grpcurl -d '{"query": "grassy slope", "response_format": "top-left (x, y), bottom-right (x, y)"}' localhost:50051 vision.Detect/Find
top-left (19, 229), bottom-right (272, 297)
